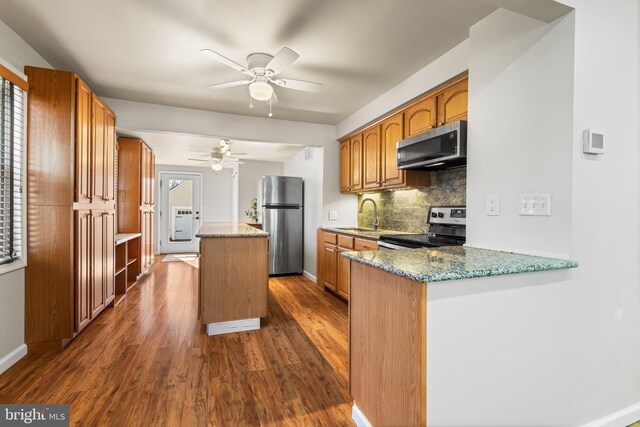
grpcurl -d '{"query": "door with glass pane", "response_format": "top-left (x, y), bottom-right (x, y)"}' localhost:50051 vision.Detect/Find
top-left (159, 172), bottom-right (202, 253)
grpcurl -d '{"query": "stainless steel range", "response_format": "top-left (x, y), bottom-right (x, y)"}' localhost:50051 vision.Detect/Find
top-left (378, 207), bottom-right (466, 250)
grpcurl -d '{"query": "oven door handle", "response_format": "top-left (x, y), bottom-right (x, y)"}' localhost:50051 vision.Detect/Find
top-left (378, 241), bottom-right (410, 250)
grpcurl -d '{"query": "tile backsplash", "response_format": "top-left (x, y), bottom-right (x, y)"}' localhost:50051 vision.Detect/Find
top-left (357, 168), bottom-right (466, 233)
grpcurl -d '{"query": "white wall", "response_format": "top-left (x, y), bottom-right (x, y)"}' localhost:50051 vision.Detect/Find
top-left (238, 160), bottom-right (284, 222)
top-left (335, 39), bottom-right (469, 139)
top-left (466, 9), bottom-right (574, 257)
top-left (104, 98), bottom-right (359, 239)
top-left (427, 4), bottom-right (640, 426)
top-left (284, 147), bottom-right (324, 280)
top-left (0, 19), bottom-right (50, 371)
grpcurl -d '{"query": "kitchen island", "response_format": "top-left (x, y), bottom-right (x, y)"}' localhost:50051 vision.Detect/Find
top-left (196, 223), bottom-right (269, 336)
top-left (343, 246), bottom-right (578, 427)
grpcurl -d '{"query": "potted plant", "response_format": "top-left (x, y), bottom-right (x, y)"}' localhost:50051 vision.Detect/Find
top-left (245, 198), bottom-right (258, 223)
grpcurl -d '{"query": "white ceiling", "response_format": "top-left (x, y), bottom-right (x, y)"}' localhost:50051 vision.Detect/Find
top-left (123, 130), bottom-right (304, 167)
top-left (0, 0), bottom-right (501, 124)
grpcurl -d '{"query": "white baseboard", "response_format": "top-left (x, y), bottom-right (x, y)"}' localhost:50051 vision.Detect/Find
top-left (581, 401), bottom-right (640, 427)
top-left (302, 270), bottom-right (317, 283)
top-left (0, 344), bottom-right (27, 375)
top-left (352, 404), bottom-right (372, 427)
top-left (206, 318), bottom-right (260, 336)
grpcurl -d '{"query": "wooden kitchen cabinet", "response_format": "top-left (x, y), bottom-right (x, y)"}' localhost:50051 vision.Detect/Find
top-left (323, 244), bottom-right (338, 292)
top-left (339, 139), bottom-right (351, 192)
top-left (25, 66), bottom-right (116, 352)
top-left (118, 137), bottom-right (156, 277)
top-left (90, 212), bottom-right (106, 318)
top-left (337, 250), bottom-right (350, 299)
top-left (404, 96), bottom-right (438, 138)
top-left (437, 77), bottom-right (468, 125)
top-left (76, 79), bottom-right (92, 204)
top-left (354, 238), bottom-right (379, 251)
top-left (317, 229), bottom-right (378, 301)
top-left (339, 134), bottom-right (364, 193)
top-left (75, 210), bottom-right (91, 333)
top-left (104, 210), bottom-right (116, 306)
top-left (338, 73), bottom-right (467, 194)
top-left (363, 126), bottom-right (381, 190)
top-left (381, 113), bottom-right (405, 187)
top-left (350, 133), bottom-right (363, 192)
top-left (91, 95), bottom-right (106, 203)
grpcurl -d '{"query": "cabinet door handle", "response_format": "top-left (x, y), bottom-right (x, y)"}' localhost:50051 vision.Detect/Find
top-left (438, 122), bottom-right (443, 126)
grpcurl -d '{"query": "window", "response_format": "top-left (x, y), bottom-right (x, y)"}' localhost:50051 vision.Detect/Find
top-left (0, 70), bottom-right (25, 265)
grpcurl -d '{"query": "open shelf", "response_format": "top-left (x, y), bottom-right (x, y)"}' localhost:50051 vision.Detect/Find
top-left (114, 233), bottom-right (142, 304)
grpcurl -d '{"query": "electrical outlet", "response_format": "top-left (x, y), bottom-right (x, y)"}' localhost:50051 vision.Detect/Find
top-left (486, 194), bottom-right (500, 216)
top-left (328, 210), bottom-right (338, 221)
top-left (519, 194), bottom-right (551, 216)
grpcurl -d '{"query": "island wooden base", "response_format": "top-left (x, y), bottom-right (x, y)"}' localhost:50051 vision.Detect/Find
top-left (199, 236), bottom-right (268, 329)
top-left (349, 261), bottom-right (427, 427)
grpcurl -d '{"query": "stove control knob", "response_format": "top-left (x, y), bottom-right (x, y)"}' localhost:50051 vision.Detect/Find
top-left (431, 212), bottom-right (437, 218)
top-left (437, 212), bottom-right (445, 218)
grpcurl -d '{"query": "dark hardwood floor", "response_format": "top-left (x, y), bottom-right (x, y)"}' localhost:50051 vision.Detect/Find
top-left (0, 257), bottom-right (353, 426)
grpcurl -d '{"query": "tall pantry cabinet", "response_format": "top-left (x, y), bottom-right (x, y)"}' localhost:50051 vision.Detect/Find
top-left (25, 67), bottom-right (116, 351)
top-left (117, 137), bottom-right (156, 276)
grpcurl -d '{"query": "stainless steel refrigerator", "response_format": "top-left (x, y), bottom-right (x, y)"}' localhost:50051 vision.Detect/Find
top-left (257, 176), bottom-right (303, 275)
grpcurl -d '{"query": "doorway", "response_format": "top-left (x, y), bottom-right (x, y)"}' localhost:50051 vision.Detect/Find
top-left (159, 172), bottom-right (202, 254)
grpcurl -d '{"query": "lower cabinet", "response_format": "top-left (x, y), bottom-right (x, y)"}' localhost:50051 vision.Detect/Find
top-left (74, 209), bottom-right (115, 335)
top-left (75, 210), bottom-right (91, 333)
top-left (317, 229), bottom-right (379, 301)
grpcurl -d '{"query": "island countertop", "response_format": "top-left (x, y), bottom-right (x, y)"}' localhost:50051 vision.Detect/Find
top-left (342, 246), bottom-right (578, 283)
top-left (196, 222), bottom-right (269, 238)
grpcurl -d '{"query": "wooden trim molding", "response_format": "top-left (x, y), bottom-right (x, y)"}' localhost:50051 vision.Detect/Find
top-left (0, 64), bottom-right (29, 91)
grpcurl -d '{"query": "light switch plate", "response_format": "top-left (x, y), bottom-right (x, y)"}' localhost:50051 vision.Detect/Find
top-left (328, 210), bottom-right (338, 221)
top-left (486, 194), bottom-right (500, 216)
top-left (519, 194), bottom-right (551, 216)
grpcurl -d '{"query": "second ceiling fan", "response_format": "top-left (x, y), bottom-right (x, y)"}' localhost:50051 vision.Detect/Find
top-left (202, 47), bottom-right (323, 114)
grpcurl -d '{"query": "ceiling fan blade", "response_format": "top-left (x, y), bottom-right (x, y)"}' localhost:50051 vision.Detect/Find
top-left (273, 78), bottom-right (323, 93)
top-left (266, 47), bottom-right (299, 75)
top-left (187, 158), bottom-right (210, 162)
top-left (201, 49), bottom-right (252, 75)
top-left (207, 80), bottom-right (252, 90)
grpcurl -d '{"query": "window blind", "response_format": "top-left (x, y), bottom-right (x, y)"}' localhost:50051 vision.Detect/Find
top-left (0, 75), bottom-right (24, 265)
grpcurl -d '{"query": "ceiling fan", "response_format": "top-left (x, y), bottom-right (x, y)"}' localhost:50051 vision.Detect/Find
top-left (202, 47), bottom-right (323, 115)
top-left (188, 139), bottom-right (245, 171)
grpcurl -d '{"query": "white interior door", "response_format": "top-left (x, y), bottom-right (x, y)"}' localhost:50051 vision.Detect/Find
top-left (159, 172), bottom-right (202, 254)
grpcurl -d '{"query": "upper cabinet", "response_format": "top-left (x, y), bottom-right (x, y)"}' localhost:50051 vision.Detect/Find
top-left (437, 77), bottom-right (468, 126)
top-left (338, 73), bottom-right (467, 194)
top-left (404, 96), bottom-right (437, 138)
top-left (339, 139), bottom-right (351, 192)
top-left (75, 79), bottom-right (92, 204)
top-left (362, 127), bottom-right (381, 190)
top-left (381, 113), bottom-right (405, 187)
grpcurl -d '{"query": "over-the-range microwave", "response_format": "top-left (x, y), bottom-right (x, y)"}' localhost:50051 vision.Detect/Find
top-left (396, 120), bottom-right (467, 170)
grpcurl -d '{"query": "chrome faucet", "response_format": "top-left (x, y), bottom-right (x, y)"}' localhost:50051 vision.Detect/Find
top-left (359, 198), bottom-right (379, 230)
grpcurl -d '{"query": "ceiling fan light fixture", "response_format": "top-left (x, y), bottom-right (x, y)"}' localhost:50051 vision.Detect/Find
top-left (211, 163), bottom-right (223, 171)
top-left (249, 80), bottom-right (273, 101)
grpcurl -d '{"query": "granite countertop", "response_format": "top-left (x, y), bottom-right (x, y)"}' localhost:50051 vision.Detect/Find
top-left (342, 246), bottom-right (578, 283)
top-left (196, 222), bottom-right (270, 238)
top-left (320, 226), bottom-right (411, 240)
